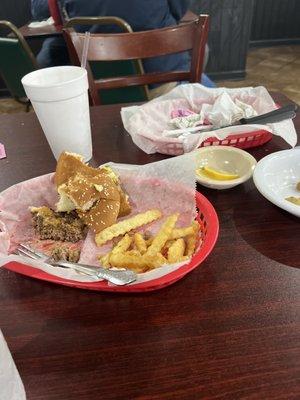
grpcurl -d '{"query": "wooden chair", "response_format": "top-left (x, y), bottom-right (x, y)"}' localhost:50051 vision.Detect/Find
top-left (63, 15), bottom-right (209, 106)
top-left (0, 20), bottom-right (38, 111)
top-left (64, 17), bottom-right (148, 105)
top-left (48, 0), bottom-right (64, 28)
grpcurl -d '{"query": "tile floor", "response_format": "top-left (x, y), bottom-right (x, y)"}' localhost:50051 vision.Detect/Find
top-left (0, 45), bottom-right (299, 114)
top-left (0, 98), bottom-right (30, 114)
top-left (217, 45), bottom-right (300, 104)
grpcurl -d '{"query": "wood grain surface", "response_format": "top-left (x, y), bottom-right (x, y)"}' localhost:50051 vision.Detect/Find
top-left (16, 23), bottom-right (62, 39)
top-left (0, 93), bottom-right (299, 400)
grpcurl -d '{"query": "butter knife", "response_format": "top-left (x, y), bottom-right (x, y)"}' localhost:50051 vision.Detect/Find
top-left (165, 104), bottom-right (297, 137)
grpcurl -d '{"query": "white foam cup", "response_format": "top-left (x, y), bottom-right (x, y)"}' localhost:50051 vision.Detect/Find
top-left (22, 66), bottom-right (92, 161)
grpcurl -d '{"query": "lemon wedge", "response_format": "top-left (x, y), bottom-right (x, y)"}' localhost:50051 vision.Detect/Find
top-left (285, 196), bottom-right (300, 206)
top-left (196, 166), bottom-right (240, 181)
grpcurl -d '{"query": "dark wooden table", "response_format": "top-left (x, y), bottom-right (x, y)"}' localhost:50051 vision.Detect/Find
top-left (0, 92), bottom-right (299, 400)
top-left (16, 10), bottom-right (198, 39)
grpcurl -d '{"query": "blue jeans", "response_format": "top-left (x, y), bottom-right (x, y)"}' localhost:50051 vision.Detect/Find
top-left (36, 37), bottom-right (69, 68)
top-left (201, 73), bottom-right (216, 88)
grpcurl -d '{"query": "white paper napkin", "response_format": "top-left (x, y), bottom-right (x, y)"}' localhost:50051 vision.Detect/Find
top-left (28, 17), bottom-right (54, 28)
top-left (0, 330), bottom-right (26, 400)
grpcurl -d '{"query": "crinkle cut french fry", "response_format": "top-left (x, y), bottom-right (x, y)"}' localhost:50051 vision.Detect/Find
top-left (99, 234), bottom-right (132, 267)
top-left (98, 213), bottom-right (199, 273)
top-left (99, 253), bottom-right (110, 268)
top-left (109, 252), bottom-right (167, 273)
top-left (163, 240), bottom-right (175, 250)
top-left (168, 238), bottom-right (185, 263)
top-left (134, 233), bottom-right (147, 254)
top-left (185, 221), bottom-right (200, 257)
top-left (112, 234), bottom-right (132, 255)
top-left (169, 225), bottom-right (194, 240)
top-left (95, 209), bottom-right (162, 246)
top-left (145, 237), bottom-right (153, 246)
top-left (125, 249), bottom-right (141, 257)
top-left (161, 240), bottom-right (175, 257)
top-left (146, 213), bottom-right (179, 256)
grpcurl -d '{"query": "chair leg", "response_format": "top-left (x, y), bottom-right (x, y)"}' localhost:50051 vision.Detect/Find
top-left (25, 101), bottom-right (31, 112)
top-left (15, 96), bottom-right (31, 112)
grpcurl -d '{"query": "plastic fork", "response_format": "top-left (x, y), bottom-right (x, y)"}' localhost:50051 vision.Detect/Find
top-left (16, 244), bottom-right (137, 286)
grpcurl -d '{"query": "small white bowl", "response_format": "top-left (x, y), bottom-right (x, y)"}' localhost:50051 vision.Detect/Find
top-left (196, 146), bottom-right (257, 190)
top-left (253, 148), bottom-right (300, 218)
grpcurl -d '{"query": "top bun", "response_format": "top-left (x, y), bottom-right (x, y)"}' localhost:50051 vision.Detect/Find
top-left (54, 152), bottom-right (130, 233)
top-left (55, 152), bottom-right (104, 188)
top-left (57, 172), bottom-right (120, 212)
top-left (55, 152), bottom-right (131, 216)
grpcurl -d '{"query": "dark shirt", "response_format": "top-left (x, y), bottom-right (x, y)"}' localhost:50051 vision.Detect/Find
top-left (31, 0), bottom-right (191, 73)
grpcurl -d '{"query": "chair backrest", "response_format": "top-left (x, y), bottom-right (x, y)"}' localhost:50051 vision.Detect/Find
top-left (0, 21), bottom-right (38, 99)
top-left (48, 0), bottom-right (64, 27)
top-left (64, 17), bottom-right (148, 105)
top-left (63, 15), bottom-right (209, 106)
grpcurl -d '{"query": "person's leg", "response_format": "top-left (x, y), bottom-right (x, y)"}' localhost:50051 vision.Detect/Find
top-left (201, 73), bottom-right (216, 88)
top-left (36, 37), bottom-right (70, 68)
top-left (148, 82), bottom-right (177, 100)
top-left (204, 44), bottom-right (209, 70)
top-left (202, 44), bottom-right (216, 87)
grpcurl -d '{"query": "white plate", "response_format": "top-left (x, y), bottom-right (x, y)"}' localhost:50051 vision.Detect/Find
top-left (196, 146), bottom-right (257, 190)
top-left (253, 148), bottom-right (300, 217)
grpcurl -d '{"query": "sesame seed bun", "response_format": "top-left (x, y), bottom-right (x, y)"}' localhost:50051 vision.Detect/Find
top-left (55, 152), bottom-right (131, 218)
top-left (57, 172), bottom-right (120, 212)
top-left (54, 152), bottom-right (129, 233)
top-left (54, 152), bottom-right (106, 188)
top-left (78, 199), bottom-right (120, 233)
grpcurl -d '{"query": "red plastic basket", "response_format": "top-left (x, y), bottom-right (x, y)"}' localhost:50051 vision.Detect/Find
top-left (159, 128), bottom-right (273, 155)
top-left (199, 100), bottom-right (283, 149)
top-left (200, 129), bottom-right (272, 149)
top-left (3, 192), bottom-right (219, 293)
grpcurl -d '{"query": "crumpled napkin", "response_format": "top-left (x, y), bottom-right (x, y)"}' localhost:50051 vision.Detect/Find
top-left (168, 93), bottom-right (258, 130)
top-left (205, 92), bottom-right (258, 128)
top-left (170, 108), bottom-right (204, 128)
top-left (28, 17), bottom-right (54, 28)
top-left (0, 330), bottom-right (26, 400)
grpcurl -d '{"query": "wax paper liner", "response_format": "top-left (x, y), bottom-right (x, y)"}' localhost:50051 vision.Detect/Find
top-left (0, 152), bottom-right (197, 285)
top-left (0, 330), bottom-right (26, 400)
top-left (121, 84), bottom-right (297, 155)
